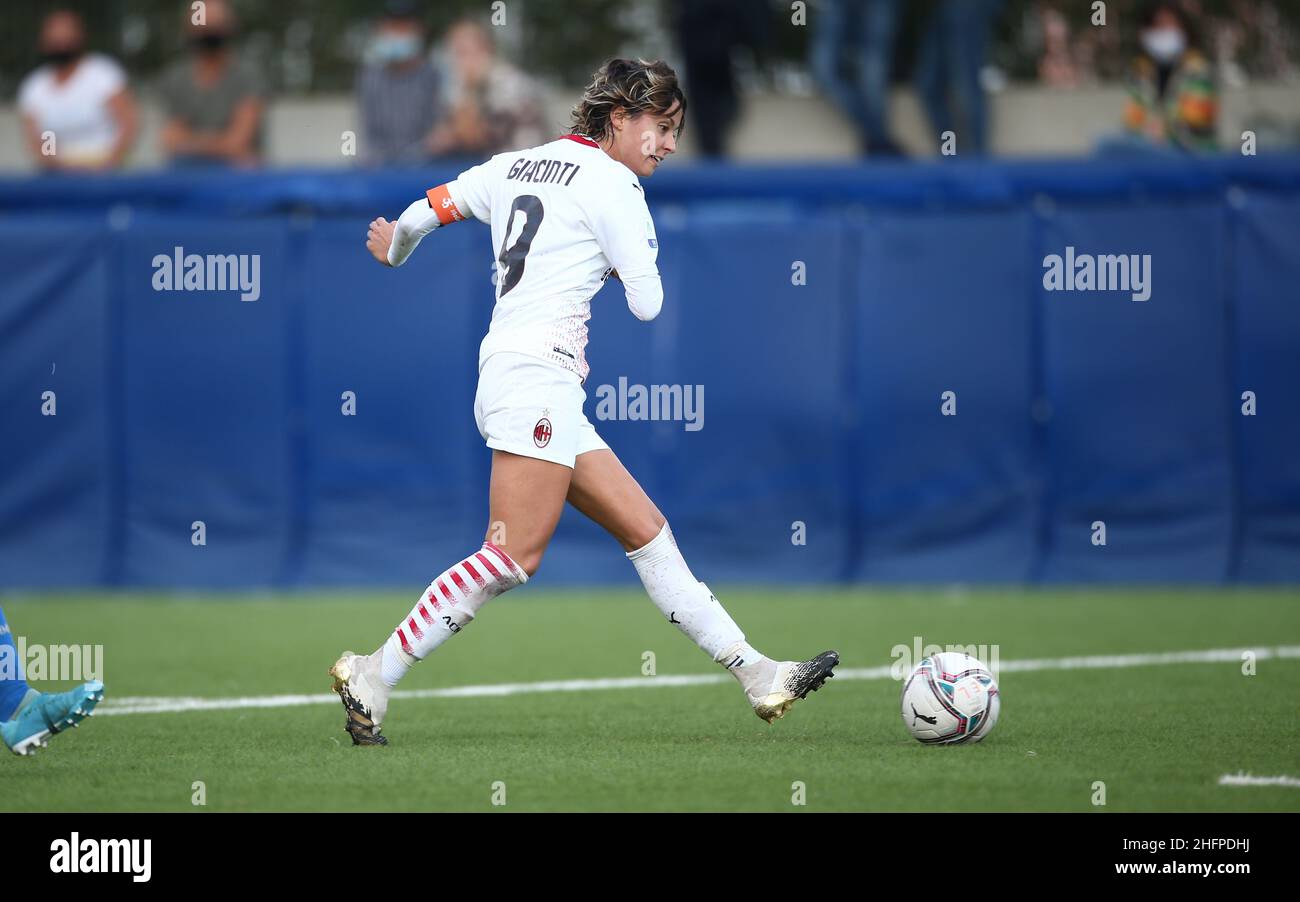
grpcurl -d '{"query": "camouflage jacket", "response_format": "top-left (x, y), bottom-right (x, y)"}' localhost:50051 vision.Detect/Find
top-left (1122, 50), bottom-right (1218, 151)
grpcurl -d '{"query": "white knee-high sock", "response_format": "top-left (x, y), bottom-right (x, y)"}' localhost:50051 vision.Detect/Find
top-left (378, 542), bottom-right (527, 687)
top-left (627, 523), bottom-right (765, 673)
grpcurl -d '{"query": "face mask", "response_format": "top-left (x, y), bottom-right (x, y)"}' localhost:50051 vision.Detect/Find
top-left (192, 32), bottom-right (230, 53)
top-left (372, 34), bottom-right (421, 63)
top-left (43, 47), bottom-right (83, 67)
top-left (1141, 27), bottom-right (1186, 64)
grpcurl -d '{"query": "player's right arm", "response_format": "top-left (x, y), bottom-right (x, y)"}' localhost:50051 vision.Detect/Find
top-left (590, 179), bottom-right (663, 321)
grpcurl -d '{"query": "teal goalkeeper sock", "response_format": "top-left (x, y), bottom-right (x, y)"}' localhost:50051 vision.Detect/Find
top-left (0, 606), bottom-right (31, 721)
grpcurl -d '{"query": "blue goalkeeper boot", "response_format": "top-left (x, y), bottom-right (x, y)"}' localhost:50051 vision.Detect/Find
top-left (1, 680), bottom-right (105, 756)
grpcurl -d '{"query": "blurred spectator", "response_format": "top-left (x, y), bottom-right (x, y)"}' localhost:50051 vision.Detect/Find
top-left (1037, 8), bottom-right (1082, 88)
top-left (810, 0), bottom-right (904, 157)
top-left (356, 0), bottom-right (443, 166)
top-left (916, 0), bottom-right (1006, 157)
top-left (18, 9), bottom-right (138, 171)
top-left (428, 18), bottom-right (545, 157)
top-left (159, 0), bottom-right (265, 167)
top-left (670, 0), bottom-right (768, 158)
top-left (1120, 1), bottom-right (1217, 151)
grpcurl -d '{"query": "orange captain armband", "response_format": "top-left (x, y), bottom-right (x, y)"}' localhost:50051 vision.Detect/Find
top-left (426, 184), bottom-right (467, 225)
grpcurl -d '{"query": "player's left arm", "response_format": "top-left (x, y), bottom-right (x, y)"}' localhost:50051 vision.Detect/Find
top-left (371, 156), bottom-right (497, 267)
top-left (370, 184), bottom-right (468, 267)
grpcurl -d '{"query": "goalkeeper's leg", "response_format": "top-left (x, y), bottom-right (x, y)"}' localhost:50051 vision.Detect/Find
top-left (1, 605), bottom-right (105, 756)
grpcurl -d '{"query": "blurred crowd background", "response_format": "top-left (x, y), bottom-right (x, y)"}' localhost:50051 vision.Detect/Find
top-left (2, 0), bottom-right (1298, 171)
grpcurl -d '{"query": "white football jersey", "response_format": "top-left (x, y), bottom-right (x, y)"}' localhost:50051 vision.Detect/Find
top-left (447, 134), bottom-right (662, 381)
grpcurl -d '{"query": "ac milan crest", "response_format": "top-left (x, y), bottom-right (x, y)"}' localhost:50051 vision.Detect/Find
top-left (533, 417), bottom-right (552, 448)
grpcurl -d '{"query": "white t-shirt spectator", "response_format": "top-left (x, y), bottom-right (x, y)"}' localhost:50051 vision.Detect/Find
top-left (18, 53), bottom-right (126, 165)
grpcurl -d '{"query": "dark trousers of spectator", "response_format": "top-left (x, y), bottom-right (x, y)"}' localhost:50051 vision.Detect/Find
top-left (680, 47), bottom-right (739, 158)
top-left (916, 0), bottom-right (1005, 156)
top-left (810, 0), bottom-right (903, 155)
top-left (674, 0), bottom-right (768, 157)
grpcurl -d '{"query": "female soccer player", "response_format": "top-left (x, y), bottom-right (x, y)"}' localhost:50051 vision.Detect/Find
top-left (329, 58), bottom-right (838, 745)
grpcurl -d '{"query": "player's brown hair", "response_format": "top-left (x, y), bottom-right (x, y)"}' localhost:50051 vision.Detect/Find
top-left (570, 58), bottom-right (686, 143)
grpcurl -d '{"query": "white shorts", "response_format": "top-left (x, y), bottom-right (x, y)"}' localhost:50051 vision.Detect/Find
top-left (474, 352), bottom-right (609, 469)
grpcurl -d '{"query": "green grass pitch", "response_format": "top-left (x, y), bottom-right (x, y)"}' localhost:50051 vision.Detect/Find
top-left (2, 588), bottom-right (1298, 812)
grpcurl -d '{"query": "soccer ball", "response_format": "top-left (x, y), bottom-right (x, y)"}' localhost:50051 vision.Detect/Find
top-left (900, 652), bottom-right (1000, 744)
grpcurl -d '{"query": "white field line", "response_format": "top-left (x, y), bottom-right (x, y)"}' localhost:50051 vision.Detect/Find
top-left (95, 644), bottom-right (1300, 717)
top-left (1218, 773), bottom-right (1300, 788)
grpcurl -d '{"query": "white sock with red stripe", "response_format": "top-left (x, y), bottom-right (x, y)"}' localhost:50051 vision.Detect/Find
top-left (626, 523), bottom-right (766, 676)
top-left (378, 542), bottom-right (527, 687)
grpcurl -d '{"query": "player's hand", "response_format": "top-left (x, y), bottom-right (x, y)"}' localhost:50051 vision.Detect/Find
top-left (367, 217), bottom-right (396, 266)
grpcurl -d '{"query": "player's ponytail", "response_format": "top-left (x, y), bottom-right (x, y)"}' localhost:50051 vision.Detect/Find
top-left (570, 58), bottom-right (687, 143)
